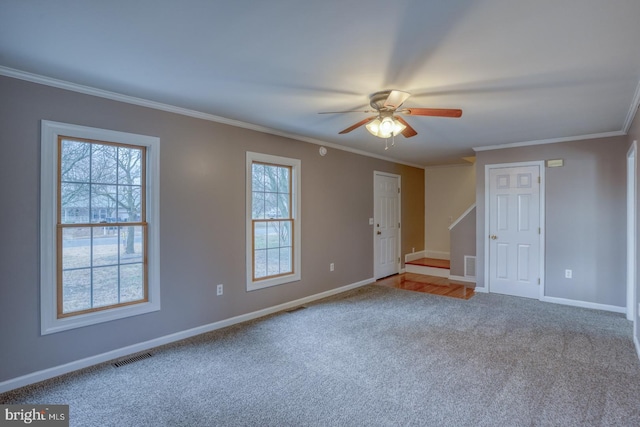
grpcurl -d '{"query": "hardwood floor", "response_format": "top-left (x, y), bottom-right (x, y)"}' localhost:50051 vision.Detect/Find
top-left (376, 272), bottom-right (475, 300)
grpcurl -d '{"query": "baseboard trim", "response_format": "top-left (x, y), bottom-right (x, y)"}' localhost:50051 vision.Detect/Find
top-left (448, 274), bottom-right (476, 284)
top-left (635, 334), bottom-right (640, 363)
top-left (540, 296), bottom-right (626, 314)
top-left (424, 250), bottom-right (450, 260)
top-left (404, 251), bottom-right (425, 263)
top-left (474, 286), bottom-right (488, 293)
top-left (0, 277), bottom-right (374, 394)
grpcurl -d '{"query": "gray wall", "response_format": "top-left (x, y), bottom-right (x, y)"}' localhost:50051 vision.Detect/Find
top-left (475, 136), bottom-right (628, 307)
top-left (0, 76), bottom-right (424, 383)
top-left (449, 206), bottom-right (476, 277)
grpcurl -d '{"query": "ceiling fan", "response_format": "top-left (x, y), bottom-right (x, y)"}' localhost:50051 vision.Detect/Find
top-left (320, 90), bottom-right (462, 140)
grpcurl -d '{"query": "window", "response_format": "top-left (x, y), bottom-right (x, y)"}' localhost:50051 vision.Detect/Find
top-left (41, 121), bottom-right (160, 334)
top-left (246, 152), bottom-right (301, 290)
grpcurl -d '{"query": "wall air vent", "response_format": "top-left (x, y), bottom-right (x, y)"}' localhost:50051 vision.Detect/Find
top-left (464, 256), bottom-right (476, 278)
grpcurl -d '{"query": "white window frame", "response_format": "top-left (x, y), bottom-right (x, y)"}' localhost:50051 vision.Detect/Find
top-left (246, 152), bottom-right (301, 291)
top-left (40, 120), bottom-right (160, 334)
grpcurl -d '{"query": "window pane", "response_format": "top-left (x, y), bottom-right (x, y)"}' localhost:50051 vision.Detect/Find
top-left (280, 220), bottom-right (292, 246)
top-left (267, 248), bottom-right (280, 276)
top-left (267, 221), bottom-right (280, 248)
top-left (62, 227), bottom-right (91, 270)
top-left (120, 226), bottom-right (144, 264)
top-left (278, 167), bottom-right (289, 193)
top-left (277, 193), bottom-right (290, 218)
top-left (118, 146), bottom-right (143, 185)
top-left (252, 164), bottom-right (265, 192)
top-left (62, 269), bottom-right (91, 313)
top-left (118, 186), bottom-right (141, 222)
top-left (280, 247), bottom-right (292, 273)
top-left (264, 193), bottom-right (278, 218)
top-left (61, 183), bottom-right (89, 224)
top-left (264, 166), bottom-right (279, 192)
top-left (91, 184), bottom-right (117, 223)
top-left (91, 144), bottom-right (117, 184)
top-left (61, 139), bottom-right (91, 183)
top-left (92, 227), bottom-right (119, 267)
top-left (252, 192), bottom-right (265, 219)
top-left (254, 222), bottom-right (267, 250)
top-left (92, 266), bottom-right (119, 308)
top-left (120, 263), bottom-right (144, 302)
top-left (254, 249), bottom-right (267, 278)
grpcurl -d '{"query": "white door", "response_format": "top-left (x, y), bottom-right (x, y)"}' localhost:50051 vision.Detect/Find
top-left (488, 165), bottom-right (541, 298)
top-left (374, 172), bottom-right (400, 279)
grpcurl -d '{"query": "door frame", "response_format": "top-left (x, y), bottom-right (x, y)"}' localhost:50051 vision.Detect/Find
top-left (626, 141), bottom-right (637, 323)
top-left (373, 171), bottom-right (401, 279)
top-left (484, 161), bottom-right (546, 299)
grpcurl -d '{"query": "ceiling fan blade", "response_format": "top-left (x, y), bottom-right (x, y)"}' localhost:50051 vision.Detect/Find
top-left (383, 90), bottom-right (411, 109)
top-left (402, 108), bottom-right (463, 118)
top-left (394, 116), bottom-right (418, 138)
top-left (339, 116), bottom-right (376, 134)
top-left (318, 110), bottom-right (374, 114)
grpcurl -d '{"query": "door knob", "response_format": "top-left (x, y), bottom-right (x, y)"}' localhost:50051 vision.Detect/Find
top-left (490, 235), bottom-right (498, 240)
top-left (377, 231), bottom-right (382, 235)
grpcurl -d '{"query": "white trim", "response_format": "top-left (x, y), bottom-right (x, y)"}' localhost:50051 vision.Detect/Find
top-left (635, 335), bottom-right (640, 363)
top-left (473, 131), bottom-right (625, 153)
top-left (404, 251), bottom-right (426, 263)
top-left (424, 250), bottom-right (450, 260)
top-left (448, 203), bottom-right (476, 230)
top-left (0, 66), bottom-right (424, 169)
top-left (448, 274), bottom-right (476, 284)
top-left (40, 121), bottom-right (161, 335)
top-left (627, 141), bottom-right (637, 322)
top-left (540, 296), bottom-right (626, 314)
top-left (623, 81), bottom-right (640, 134)
top-left (246, 152), bottom-right (301, 291)
top-left (373, 171), bottom-right (402, 280)
top-left (475, 286), bottom-right (488, 293)
top-left (0, 277), bottom-right (374, 394)
top-left (484, 161), bottom-right (545, 299)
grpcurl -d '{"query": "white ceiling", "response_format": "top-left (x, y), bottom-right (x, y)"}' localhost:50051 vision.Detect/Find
top-left (2, 0), bottom-right (640, 166)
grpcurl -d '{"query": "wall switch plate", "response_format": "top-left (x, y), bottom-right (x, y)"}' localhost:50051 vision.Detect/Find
top-left (369, 218), bottom-right (374, 225)
top-left (564, 269), bottom-right (572, 279)
top-left (217, 284), bottom-right (223, 296)
top-left (330, 263), bottom-right (334, 272)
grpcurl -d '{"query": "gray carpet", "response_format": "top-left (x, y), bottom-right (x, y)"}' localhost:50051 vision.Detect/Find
top-left (2, 285), bottom-right (640, 426)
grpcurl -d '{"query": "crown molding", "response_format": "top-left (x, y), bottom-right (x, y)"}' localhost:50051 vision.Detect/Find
top-left (623, 79), bottom-right (640, 134)
top-left (472, 130), bottom-right (626, 153)
top-left (0, 66), bottom-right (424, 169)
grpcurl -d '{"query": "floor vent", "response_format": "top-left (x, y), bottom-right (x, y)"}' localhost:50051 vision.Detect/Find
top-left (464, 255), bottom-right (476, 278)
top-left (286, 306), bottom-right (307, 313)
top-left (112, 352), bottom-right (153, 368)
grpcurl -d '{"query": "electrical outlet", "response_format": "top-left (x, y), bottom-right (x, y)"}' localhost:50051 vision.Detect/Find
top-left (564, 269), bottom-right (572, 279)
top-left (217, 284), bottom-right (223, 296)
top-left (412, 247), bottom-right (415, 253)
top-left (330, 263), bottom-right (334, 272)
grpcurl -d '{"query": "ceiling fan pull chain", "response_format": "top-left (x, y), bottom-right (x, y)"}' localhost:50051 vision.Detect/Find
top-left (385, 138), bottom-right (389, 150)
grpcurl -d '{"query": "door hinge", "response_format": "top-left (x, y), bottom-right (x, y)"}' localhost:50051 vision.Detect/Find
top-left (398, 222), bottom-right (401, 228)
top-left (398, 257), bottom-right (401, 263)
top-left (538, 278), bottom-right (540, 284)
top-left (397, 187), bottom-right (400, 193)
top-left (538, 176), bottom-right (541, 184)
top-left (538, 227), bottom-right (541, 234)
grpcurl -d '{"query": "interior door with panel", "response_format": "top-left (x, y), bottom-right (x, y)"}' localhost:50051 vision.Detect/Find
top-left (488, 165), bottom-right (541, 299)
top-left (374, 172), bottom-right (400, 279)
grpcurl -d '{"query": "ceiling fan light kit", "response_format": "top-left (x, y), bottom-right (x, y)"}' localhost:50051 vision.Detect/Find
top-left (321, 89), bottom-right (462, 148)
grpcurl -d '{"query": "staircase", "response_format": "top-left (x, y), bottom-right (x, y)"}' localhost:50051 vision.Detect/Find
top-left (405, 257), bottom-right (450, 278)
